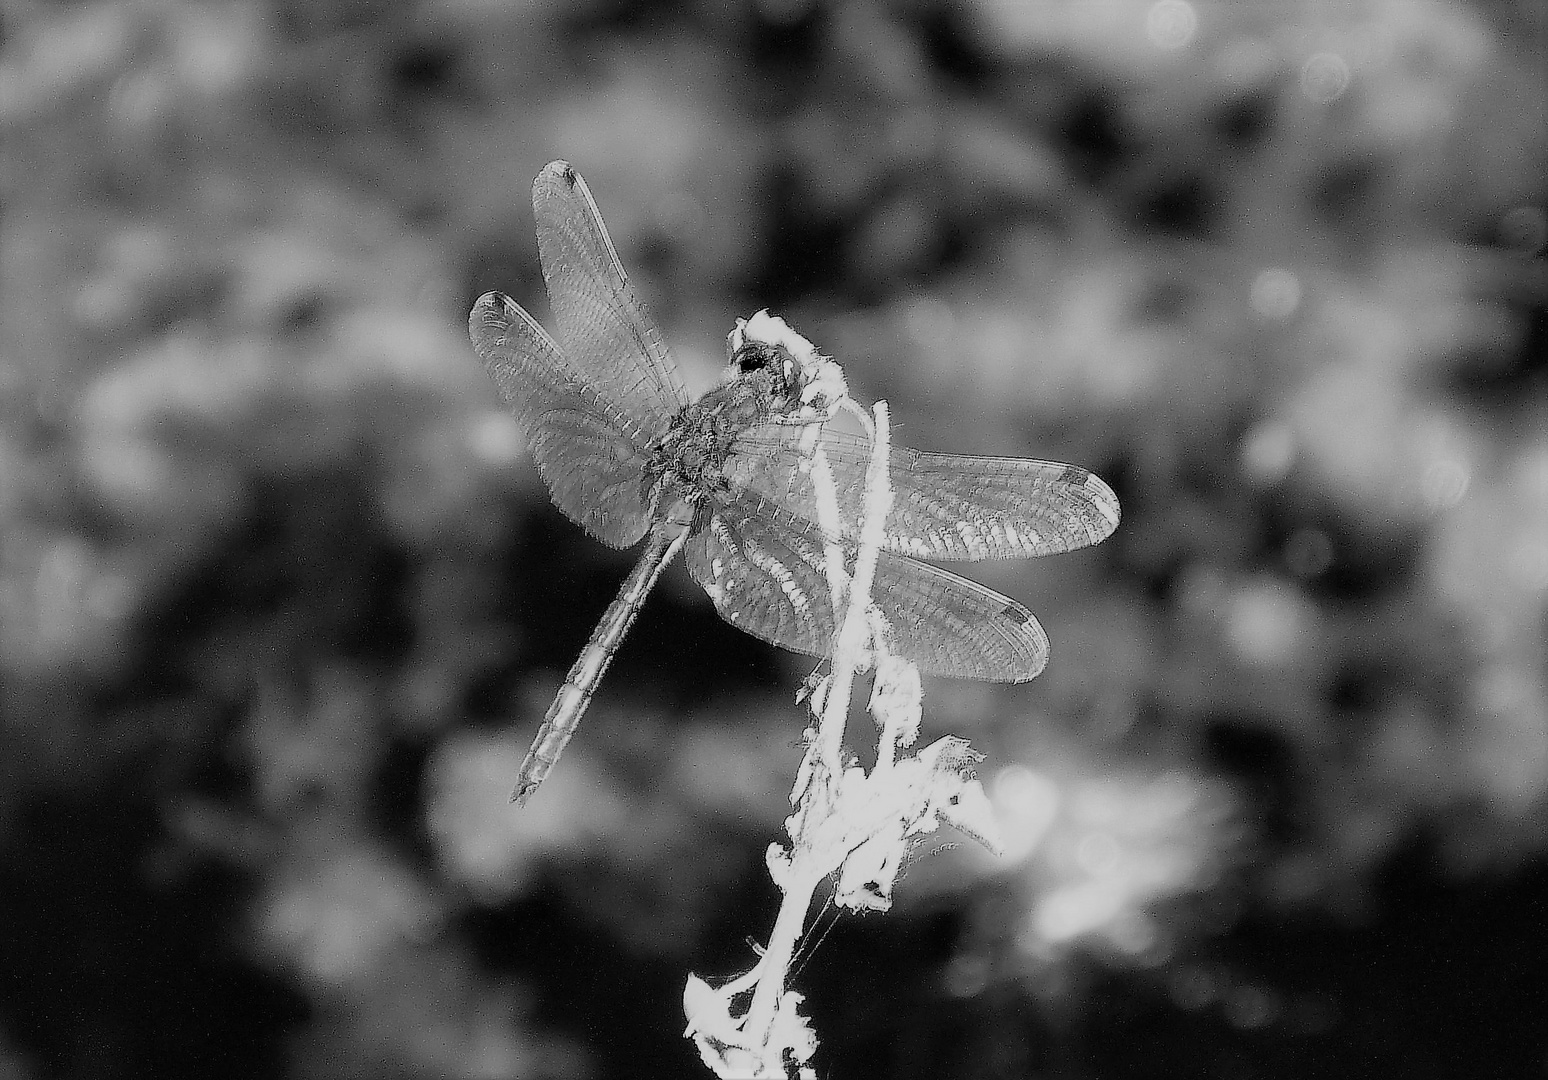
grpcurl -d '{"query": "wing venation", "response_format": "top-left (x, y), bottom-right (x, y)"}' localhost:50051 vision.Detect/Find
top-left (532, 161), bottom-right (690, 442)
top-left (469, 292), bottom-right (653, 547)
top-left (684, 490), bottom-right (1049, 681)
top-left (725, 424), bottom-right (1120, 561)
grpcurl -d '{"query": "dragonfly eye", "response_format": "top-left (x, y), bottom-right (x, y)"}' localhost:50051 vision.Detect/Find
top-left (731, 341), bottom-right (784, 374)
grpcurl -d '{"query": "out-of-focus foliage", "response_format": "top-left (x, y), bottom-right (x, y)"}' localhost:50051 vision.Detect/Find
top-left (1, 0), bottom-right (1544, 1077)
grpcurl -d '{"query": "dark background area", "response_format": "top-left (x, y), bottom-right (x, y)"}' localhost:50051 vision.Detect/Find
top-left (2, 0), bottom-right (1546, 1077)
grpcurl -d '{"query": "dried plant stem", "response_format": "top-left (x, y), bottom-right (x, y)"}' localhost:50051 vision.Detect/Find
top-left (686, 390), bottom-right (998, 1080)
top-left (816, 402), bottom-right (890, 775)
top-left (742, 402), bottom-right (893, 1054)
top-left (740, 866), bottom-right (825, 1053)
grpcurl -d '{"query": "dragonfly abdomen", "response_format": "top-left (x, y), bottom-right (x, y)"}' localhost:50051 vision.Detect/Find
top-left (511, 515), bottom-right (692, 805)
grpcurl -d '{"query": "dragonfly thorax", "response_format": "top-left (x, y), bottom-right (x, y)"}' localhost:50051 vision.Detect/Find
top-left (643, 367), bottom-right (800, 511)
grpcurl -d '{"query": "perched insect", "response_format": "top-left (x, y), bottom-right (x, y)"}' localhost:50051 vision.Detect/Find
top-left (470, 161), bottom-right (1120, 805)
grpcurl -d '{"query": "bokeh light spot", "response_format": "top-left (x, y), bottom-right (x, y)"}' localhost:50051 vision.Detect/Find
top-left (991, 764), bottom-right (1061, 860)
top-left (1420, 458), bottom-right (1470, 513)
top-left (1240, 420), bottom-right (1296, 483)
top-left (1225, 580), bottom-right (1311, 668)
top-left (1146, 1), bottom-right (1197, 51)
top-left (1300, 52), bottom-right (1350, 104)
top-left (1036, 882), bottom-right (1124, 942)
top-left (467, 411), bottom-right (525, 467)
top-left (1249, 267), bottom-right (1302, 321)
top-left (1076, 830), bottom-right (1122, 876)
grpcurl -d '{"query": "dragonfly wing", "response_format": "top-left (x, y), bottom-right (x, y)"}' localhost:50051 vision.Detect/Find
top-left (726, 424), bottom-right (1119, 561)
top-left (471, 292), bottom-right (653, 548)
top-left (532, 161), bottom-right (690, 441)
top-left (685, 498), bottom-right (833, 663)
top-left (685, 491), bottom-right (1049, 681)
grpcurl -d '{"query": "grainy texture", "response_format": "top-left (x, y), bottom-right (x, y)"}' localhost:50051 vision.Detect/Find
top-left (0, 0), bottom-right (1544, 1077)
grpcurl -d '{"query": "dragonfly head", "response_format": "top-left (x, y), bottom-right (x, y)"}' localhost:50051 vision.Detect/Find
top-left (728, 338), bottom-right (788, 377)
top-left (726, 310), bottom-right (849, 420)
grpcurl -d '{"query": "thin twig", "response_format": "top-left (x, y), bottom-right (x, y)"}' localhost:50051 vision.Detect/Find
top-left (741, 401), bottom-right (893, 1056)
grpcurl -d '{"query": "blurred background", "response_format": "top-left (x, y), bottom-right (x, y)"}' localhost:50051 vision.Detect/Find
top-left (2, 0), bottom-right (1546, 1077)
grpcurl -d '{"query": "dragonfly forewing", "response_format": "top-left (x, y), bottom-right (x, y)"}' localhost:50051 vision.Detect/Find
top-left (532, 162), bottom-right (690, 440)
top-left (725, 423), bottom-right (1120, 561)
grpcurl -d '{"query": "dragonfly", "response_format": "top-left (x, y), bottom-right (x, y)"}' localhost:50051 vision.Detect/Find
top-left (470, 161), bottom-right (1120, 806)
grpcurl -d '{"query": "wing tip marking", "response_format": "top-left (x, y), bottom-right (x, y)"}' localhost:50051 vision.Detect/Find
top-left (1056, 463), bottom-right (1122, 539)
top-left (541, 159), bottom-right (577, 184)
top-left (995, 602), bottom-right (1049, 682)
top-left (469, 291), bottom-right (515, 336)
